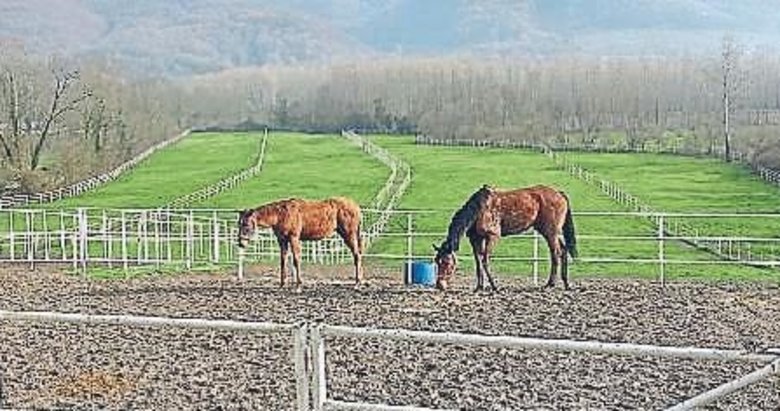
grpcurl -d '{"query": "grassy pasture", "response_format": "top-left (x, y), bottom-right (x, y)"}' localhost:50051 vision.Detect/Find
top-left (0, 132), bottom-right (261, 234)
top-left (565, 152), bottom-right (780, 258)
top-left (195, 133), bottom-right (388, 209)
top-left (368, 135), bottom-right (777, 282)
top-left (54, 132), bottom-right (262, 208)
top-left (4, 132), bottom-right (777, 283)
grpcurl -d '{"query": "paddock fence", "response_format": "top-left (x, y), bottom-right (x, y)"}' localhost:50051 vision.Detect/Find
top-left (0, 208), bottom-right (779, 283)
top-left (165, 129), bottom-right (269, 208)
top-left (413, 135), bottom-right (780, 187)
top-left (414, 135), bottom-right (780, 269)
top-left (0, 130), bottom-right (191, 209)
top-left (1, 310), bottom-right (778, 411)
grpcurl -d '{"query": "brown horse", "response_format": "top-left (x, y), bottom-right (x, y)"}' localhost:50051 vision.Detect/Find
top-left (433, 184), bottom-right (577, 291)
top-left (237, 197), bottom-right (364, 289)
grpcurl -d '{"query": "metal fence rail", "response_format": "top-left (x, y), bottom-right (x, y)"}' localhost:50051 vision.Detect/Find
top-left (310, 324), bottom-right (780, 411)
top-left (0, 130), bottom-right (191, 209)
top-left (0, 309), bottom-right (308, 410)
top-left (1, 208), bottom-right (779, 282)
top-left (1, 310), bottom-right (778, 410)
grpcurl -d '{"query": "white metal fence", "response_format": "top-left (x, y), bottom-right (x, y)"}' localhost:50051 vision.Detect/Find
top-left (0, 130), bottom-right (191, 209)
top-left (342, 130), bottom-right (411, 250)
top-left (0, 208), bottom-right (779, 283)
top-left (165, 130), bottom-right (269, 209)
top-left (414, 135), bottom-right (780, 268)
top-left (414, 135), bottom-right (780, 187)
top-left (1, 310), bottom-right (777, 410)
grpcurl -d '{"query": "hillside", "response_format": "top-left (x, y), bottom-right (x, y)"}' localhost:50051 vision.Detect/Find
top-left (2, 0), bottom-right (780, 76)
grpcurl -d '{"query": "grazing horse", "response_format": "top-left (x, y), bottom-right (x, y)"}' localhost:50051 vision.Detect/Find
top-left (237, 197), bottom-right (364, 289)
top-left (433, 184), bottom-right (577, 291)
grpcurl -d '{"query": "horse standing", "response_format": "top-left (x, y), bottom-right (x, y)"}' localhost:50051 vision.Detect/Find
top-left (433, 184), bottom-right (577, 291)
top-left (237, 197), bottom-right (364, 289)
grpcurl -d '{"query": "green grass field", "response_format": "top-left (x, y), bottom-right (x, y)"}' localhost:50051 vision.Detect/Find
top-left (0, 132), bottom-right (262, 235)
top-left (195, 133), bottom-right (388, 209)
top-left (563, 152), bottom-right (780, 259)
top-left (4, 131), bottom-right (777, 283)
top-left (368, 135), bottom-right (778, 282)
top-left (54, 132), bottom-right (262, 208)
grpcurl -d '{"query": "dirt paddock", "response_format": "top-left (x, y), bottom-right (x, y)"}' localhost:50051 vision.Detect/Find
top-left (0, 264), bottom-right (779, 410)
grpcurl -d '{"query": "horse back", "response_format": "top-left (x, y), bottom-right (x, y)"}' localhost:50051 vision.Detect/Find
top-left (495, 185), bottom-right (567, 234)
top-left (292, 197), bottom-right (361, 240)
top-left (325, 197), bottom-right (362, 227)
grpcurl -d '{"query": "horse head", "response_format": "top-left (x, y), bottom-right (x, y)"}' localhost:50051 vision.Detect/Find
top-left (237, 209), bottom-right (256, 248)
top-left (432, 242), bottom-right (458, 290)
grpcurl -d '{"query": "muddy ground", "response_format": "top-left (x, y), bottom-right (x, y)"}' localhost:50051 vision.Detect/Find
top-left (0, 264), bottom-right (778, 410)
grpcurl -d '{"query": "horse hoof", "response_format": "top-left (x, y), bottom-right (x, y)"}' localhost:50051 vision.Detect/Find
top-left (294, 287), bottom-right (302, 294)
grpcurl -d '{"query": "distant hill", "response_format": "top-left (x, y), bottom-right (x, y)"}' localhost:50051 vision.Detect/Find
top-left (2, 0), bottom-right (780, 76)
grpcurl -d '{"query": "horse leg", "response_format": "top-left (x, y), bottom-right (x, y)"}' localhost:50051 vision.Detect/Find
top-left (277, 236), bottom-right (290, 288)
top-left (348, 233), bottom-right (363, 287)
top-left (468, 233), bottom-right (485, 291)
top-left (559, 239), bottom-right (570, 290)
top-left (482, 235), bottom-right (500, 292)
top-left (338, 228), bottom-right (363, 287)
top-left (289, 236), bottom-right (303, 291)
top-left (542, 232), bottom-right (562, 289)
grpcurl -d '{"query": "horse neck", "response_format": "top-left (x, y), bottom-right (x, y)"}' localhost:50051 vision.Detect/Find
top-left (443, 188), bottom-right (493, 252)
top-left (253, 206), bottom-right (280, 227)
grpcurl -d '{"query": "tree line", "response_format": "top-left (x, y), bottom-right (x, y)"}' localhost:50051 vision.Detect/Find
top-left (4, 38), bottom-right (780, 195)
top-left (188, 39), bottom-right (780, 169)
top-left (0, 44), bottom-right (181, 193)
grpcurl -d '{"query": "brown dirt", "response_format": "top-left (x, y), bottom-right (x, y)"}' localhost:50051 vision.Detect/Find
top-left (0, 264), bottom-right (778, 410)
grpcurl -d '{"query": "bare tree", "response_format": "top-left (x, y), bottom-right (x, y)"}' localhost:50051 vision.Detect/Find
top-left (721, 35), bottom-right (742, 161)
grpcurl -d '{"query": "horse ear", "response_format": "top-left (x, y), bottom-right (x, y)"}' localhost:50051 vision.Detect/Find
top-left (432, 243), bottom-right (440, 252)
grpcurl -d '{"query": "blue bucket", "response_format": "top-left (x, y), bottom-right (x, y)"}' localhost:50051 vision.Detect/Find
top-left (404, 261), bottom-right (437, 287)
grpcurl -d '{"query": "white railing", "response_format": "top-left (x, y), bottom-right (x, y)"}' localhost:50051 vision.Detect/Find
top-left (309, 324), bottom-right (780, 411)
top-left (2, 309), bottom-right (777, 411)
top-left (165, 130), bottom-right (269, 208)
top-left (1, 208), bottom-right (779, 284)
top-left (414, 135), bottom-right (780, 187)
top-left (0, 309), bottom-right (309, 411)
top-left (414, 135), bottom-right (778, 266)
top-left (0, 130), bottom-right (192, 208)
top-left (342, 130), bottom-right (411, 250)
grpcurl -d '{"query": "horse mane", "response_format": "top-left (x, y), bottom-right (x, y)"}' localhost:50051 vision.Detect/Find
top-left (242, 198), bottom-right (298, 226)
top-left (436, 184), bottom-right (494, 257)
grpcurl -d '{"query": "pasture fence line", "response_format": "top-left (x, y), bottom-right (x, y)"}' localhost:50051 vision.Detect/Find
top-left (414, 135), bottom-right (780, 187)
top-left (342, 130), bottom-right (412, 251)
top-left (2, 309), bottom-right (778, 411)
top-left (165, 129), bottom-right (269, 209)
top-left (2, 208), bottom-right (780, 284)
top-left (414, 136), bottom-right (776, 267)
top-left (0, 130), bottom-right (191, 209)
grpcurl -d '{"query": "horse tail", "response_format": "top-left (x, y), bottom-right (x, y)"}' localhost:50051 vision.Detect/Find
top-left (561, 191), bottom-right (578, 258)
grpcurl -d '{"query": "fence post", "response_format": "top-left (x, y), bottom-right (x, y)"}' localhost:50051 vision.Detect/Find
top-left (406, 213), bottom-right (413, 284)
top-left (26, 211), bottom-right (33, 269)
top-left (533, 232), bottom-right (540, 286)
top-left (186, 211), bottom-right (194, 270)
top-left (77, 208), bottom-right (88, 278)
top-left (121, 211), bottom-right (128, 275)
top-left (293, 323), bottom-right (311, 411)
top-left (8, 211), bottom-right (14, 262)
top-left (310, 325), bottom-right (327, 411)
top-left (237, 247), bottom-right (245, 280)
top-left (658, 214), bottom-right (666, 286)
top-left (212, 211), bottom-right (220, 263)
